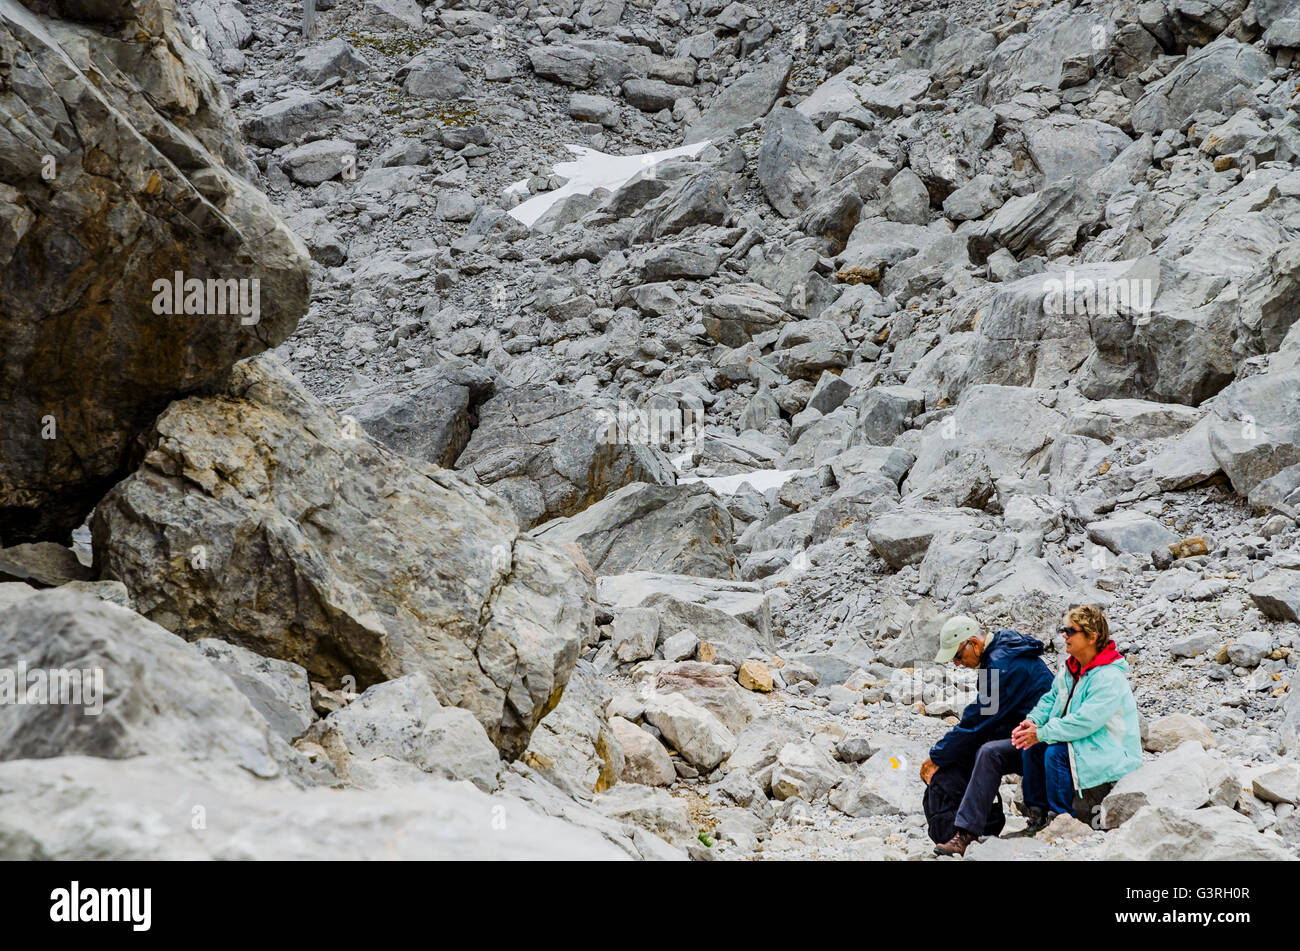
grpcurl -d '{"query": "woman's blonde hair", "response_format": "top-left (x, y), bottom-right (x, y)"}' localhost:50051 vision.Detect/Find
top-left (1066, 604), bottom-right (1110, 650)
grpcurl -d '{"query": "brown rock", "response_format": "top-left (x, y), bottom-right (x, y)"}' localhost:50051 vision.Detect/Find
top-left (0, 543), bottom-right (92, 587)
top-left (1169, 536), bottom-right (1210, 559)
top-left (0, 0), bottom-right (311, 542)
top-left (738, 661), bottom-right (774, 692)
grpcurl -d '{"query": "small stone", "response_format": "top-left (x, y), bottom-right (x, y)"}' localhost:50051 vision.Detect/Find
top-left (1168, 630), bottom-right (1219, 658)
top-left (1168, 536), bottom-right (1209, 559)
top-left (662, 629), bottom-right (699, 663)
top-left (738, 661), bottom-right (774, 692)
top-left (1144, 714), bottom-right (1216, 753)
top-left (612, 607), bottom-right (658, 663)
top-left (1226, 630), bottom-right (1271, 668)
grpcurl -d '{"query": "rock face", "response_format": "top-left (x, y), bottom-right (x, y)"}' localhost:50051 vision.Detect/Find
top-left (456, 384), bottom-right (677, 528)
top-left (93, 356), bottom-right (594, 759)
top-left (533, 481), bottom-right (737, 579)
top-left (0, 0), bottom-right (312, 542)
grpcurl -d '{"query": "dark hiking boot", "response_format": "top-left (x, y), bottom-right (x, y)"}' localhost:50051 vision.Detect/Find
top-left (1008, 807), bottom-right (1048, 837)
top-left (934, 829), bottom-right (976, 856)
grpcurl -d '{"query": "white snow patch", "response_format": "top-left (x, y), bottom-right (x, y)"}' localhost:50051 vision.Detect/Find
top-left (505, 141), bottom-right (711, 228)
top-left (679, 469), bottom-right (802, 496)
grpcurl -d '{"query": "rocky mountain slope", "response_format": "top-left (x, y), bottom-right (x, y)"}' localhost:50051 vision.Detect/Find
top-left (2, 0), bottom-right (1299, 860)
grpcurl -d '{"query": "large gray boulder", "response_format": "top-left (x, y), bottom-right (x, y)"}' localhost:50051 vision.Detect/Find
top-left (642, 692), bottom-right (734, 771)
top-left (456, 384), bottom-right (676, 529)
top-left (533, 482), bottom-right (737, 579)
top-left (968, 178), bottom-right (1101, 261)
top-left (903, 385), bottom-right (1077, 492)
top-left (704, 284), bottom-right (792, 347)
top-left (757, 107), bottom-right (833, 218)
top-left (1207, 367), bottom-right (1300, 498)
top-left (1086, 511), bottom-right (1180, 557)
top-left (242, 91), bottom-right (340, 147)
top-left (0, 0), bottom-right (312, 542)
top-left (0, 591), bottom-right (289, 777)
top-left (344, 359), bottom-right (495, 469)
top-left (93, 356), bottom-right (594, 760)
top-left (867, 506), bottom-right (983, 569)
top-left (399, 52), bottom-right (469, 99)
top-left (1130, 38), bottom-right (1271, 135)
top-left (685, 54), bottom-right (790, 143)
top-left (1023, 115), bottom-right (1133, 185)
top-left (1100, 740), bottom-right (1238, 828)
top-left (829, 737), bottom-right (928, 817)
top-left (1101, 805), bottom-right (1295, 860)
top-left (1247, 570), bottom-right (1300, 622)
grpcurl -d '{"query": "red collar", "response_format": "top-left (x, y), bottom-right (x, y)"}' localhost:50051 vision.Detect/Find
top-left (1067, 641), bottom-right (1122, 677)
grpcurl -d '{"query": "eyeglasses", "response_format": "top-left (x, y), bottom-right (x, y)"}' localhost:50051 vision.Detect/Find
top-left (953, 639), bottom-right (971, 663)
top-left (1059, 626), bottom-right (1083, 637)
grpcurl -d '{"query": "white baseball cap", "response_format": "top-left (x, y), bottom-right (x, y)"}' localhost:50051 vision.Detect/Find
top-left (934, 615), bottom-right (981, 663)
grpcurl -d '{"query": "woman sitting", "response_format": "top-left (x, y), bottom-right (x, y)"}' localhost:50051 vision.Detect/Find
top-left (1011, 604), bottom-right (1142, 826)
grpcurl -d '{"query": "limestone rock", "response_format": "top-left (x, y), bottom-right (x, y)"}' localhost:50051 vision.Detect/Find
top-left (0, 755), bottom-right (628, 860)
top-left (523, 661), bottom-right (624, 796)
top-left (0, 591), bottom-right (288, 778)
top-left (1100, 741), bottom-right (1238, 828)
top-left (457, 384), bottom-right (676, 529)
top-left (1102, 805), bottom-right (1295, 861)
top-left (306, 673), bottom-right (502, 793)
top-left (1144, 714), bottom-right (1216, 753)
top-left (534, 482), bottom-right (736, 579)
top-left (611, 716), bottom-right (675, 786)
top-left (93, 356), bottom-right (593, 759)
top-left (738, 661), bottom-right (773, 692)
top-left (194, 638), bottom-right (314, 742)
top-left (642, 692), bottom-right (735, 771)
top-left (1247, 570), bottom-right (1300, 622)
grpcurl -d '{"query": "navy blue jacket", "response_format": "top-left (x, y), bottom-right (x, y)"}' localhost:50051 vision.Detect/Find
top-left (928, 629), bottom-right (1054, 775)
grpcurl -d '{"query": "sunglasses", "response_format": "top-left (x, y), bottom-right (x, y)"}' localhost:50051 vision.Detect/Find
top-left (953, 639), bottom-right (971, 662)
top-left (1059, 626), bottom-right (1083, 637)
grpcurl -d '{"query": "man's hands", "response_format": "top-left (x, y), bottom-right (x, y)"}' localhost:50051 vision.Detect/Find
top-left (920, 757), bottom-right (938, 785)
top-left (1011, 719), bottom-right (1038, 750)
